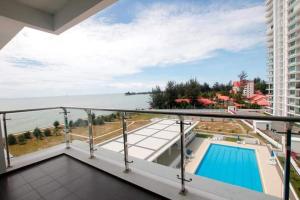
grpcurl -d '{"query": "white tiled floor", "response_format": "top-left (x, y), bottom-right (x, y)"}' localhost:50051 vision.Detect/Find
top-left (116, 134), bottom-right (146, 144)
top-left (153, 131), bottom-right (179, 140)
top-left (147, 124), bottom-right (170, 130)
top-left (134, 128), bottom-right (159, 136)
top-left (101, 141), bottom-right (126, 152)
top-left (136, 137), bottom-right (168, 150)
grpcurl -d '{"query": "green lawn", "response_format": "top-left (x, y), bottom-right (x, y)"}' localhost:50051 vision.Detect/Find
top-left (195, 133), bottom-right (212, 138)
top-left (224, 137), bottom-right (239, 142)
top-left (278, 156), bottom-right (300, 198)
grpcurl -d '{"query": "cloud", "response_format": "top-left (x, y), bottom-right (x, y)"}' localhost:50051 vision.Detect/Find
top-left (0, 2), bottom-right (265, 98)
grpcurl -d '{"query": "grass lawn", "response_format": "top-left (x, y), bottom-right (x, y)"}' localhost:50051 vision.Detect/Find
top-left (195, 133), bottom-right (212, 138)
top-left (128, 113), bottom-right (163, 121)
top-left (278, 156), bottom-right (300, 198)
top-left (9, 113), bottom-right (158, 156)
top-left (196, 121), bottom-right (247, 135)
top-left (9, 134), bottom-right (64, 157)
top-left (224, 137), bottom-right (239, 142)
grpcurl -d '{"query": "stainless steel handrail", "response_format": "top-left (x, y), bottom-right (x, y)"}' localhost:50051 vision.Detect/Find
top-left (0, 106), bottom-right (299, 122)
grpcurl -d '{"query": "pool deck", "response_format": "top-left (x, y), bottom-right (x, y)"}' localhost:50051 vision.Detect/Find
top-left (186, 139), bottom-right (282, 198)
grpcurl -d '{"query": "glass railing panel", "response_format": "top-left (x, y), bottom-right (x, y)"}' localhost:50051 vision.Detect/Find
top-left (67, 108), bottom-right (89, 151)
top-left (91, 110), bottom-right (122, 146)
top-left (4, 109), bottom-right (65, 161)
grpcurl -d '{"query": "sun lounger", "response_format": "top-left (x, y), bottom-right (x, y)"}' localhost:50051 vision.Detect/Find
top-left (268, 156), bottom-right (277, 165)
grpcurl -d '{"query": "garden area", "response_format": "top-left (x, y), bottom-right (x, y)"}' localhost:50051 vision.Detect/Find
top-left (195, 120), bottom-right (250, 135)
top-left (7, 113), bottom-right (161, 156)
top-left (8, 121), bottom-right (64, 156)
top-left (278, 156), bottom-right (300, 198)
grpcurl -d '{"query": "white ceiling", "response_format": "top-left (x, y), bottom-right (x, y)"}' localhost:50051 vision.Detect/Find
top-left (0, 0), bottom-right (117, 49)
top-left (16, 0), bottom-right (69, 14)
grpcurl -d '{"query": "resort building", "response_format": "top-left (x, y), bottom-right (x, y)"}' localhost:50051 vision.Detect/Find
top-left (249, 94), bottom-right (270, 107)
top-left (232, 80), bottom-right (255, 98)
top-left (265, 0), bottom-right (300, 116)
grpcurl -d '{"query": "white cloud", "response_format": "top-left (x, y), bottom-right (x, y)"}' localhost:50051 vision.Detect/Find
top-left (0, 3), bottom-right (265, 98)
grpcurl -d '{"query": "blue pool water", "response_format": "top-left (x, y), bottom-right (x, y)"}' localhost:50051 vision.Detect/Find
top-left (195, 144), bottom-right (263, 192)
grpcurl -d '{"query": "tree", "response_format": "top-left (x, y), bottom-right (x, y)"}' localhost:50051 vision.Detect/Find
top-left (44, 128), bottom-right (52, 137)
top-left (7, 134), bottom-right (17, 145)
top-left (185, 79), bottom-right (201, 107)
top-left (202, 82), bottom-right (211, 93)
top-left (254, 77), bottom-right (267, 94)
top-left (69, 120), bottom-right (74, 128)
top-left (150, 86), bottom-right (166, 109)
top-left (18, 134), bottom-right (26, 145)
top-left (165, 81), bottom-right (178, 108)
top-left (24, 131), bottom-right (32, 139)
top-left (238, 71), bottom-right (248, 94)
top-left (74, 118), bottom-right (88, 127)
top-left (95, 116), bottom-right (104, 125)
top-left (53, 121), bottom-right (60, 136)
top-left (53, 121), bottom-right (60, 129)
top-left (91, 113), bottom-right (96, 125)
top-left (33, 128), bottom-right (43, 140)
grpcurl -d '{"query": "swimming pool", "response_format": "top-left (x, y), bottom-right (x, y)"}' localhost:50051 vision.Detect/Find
top-left (195, 144), bottom-right (263, 192)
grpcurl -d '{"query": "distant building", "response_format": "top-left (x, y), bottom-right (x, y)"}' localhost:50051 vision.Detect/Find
top-left (232, 80), bottom-right (255, 98)
top-left (265, 0), bottom-right (300, 116)
top-left (243, 81), bottom-right (255, 98)
top-left (248, 94), bottom-right (270, 107)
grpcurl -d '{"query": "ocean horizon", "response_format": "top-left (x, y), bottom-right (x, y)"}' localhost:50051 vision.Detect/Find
top-left (0, 93), bottom-right (150, 134)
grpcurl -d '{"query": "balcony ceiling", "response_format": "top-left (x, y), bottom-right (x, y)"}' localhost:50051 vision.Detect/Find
top-left (16, 0), bottom-right (69, 14)
top-left (0, 0), bottom-right (117, 49)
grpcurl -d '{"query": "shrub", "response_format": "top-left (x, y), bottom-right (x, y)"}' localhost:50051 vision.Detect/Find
top-left (44, 128), bottom-right (52, 137)
top-left (69, 120), bottom-right (74, 128)
top-left (18, 134), bottom-right (26, 145)
top-left (74, 118), bottom-right (88, 127)
top-left (33, 128), bottom-right (43, 140)
top-left (24, 131), bottom-right (32, 139)
top-left (95, 116), bottom-right (104, 125)
top-left (53, 121), bottom-right (60, 129)
top-left (8, 134), bottom-right (17, 145)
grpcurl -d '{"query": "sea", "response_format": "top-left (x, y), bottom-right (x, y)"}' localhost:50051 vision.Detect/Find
top-left (0, 94), bottom-right (150, 134)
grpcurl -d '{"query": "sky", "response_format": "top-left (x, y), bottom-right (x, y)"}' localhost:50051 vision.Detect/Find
top-left (0, 0), bottom-right (266, 98)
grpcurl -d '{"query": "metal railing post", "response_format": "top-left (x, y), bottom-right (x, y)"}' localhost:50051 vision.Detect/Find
top-left (2, 113), bottom-right (11, 168)
top-left (284, 122), bottom-right (292, 200)
top-left (62, 108), bottom-right (70, 149)
top-left (122, 112), bottom-right (132, 172)
top-left (86, 109), bottom-right (94, 158)
top-left (177, 115), bottom-right (192, 195)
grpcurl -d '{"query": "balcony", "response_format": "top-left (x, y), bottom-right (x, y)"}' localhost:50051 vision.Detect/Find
top-left (0, 155), bottom-right (164, 200)
top-left (0, 107), bottom-right (299, 200)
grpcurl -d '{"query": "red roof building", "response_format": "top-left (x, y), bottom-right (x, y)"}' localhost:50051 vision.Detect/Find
top-left (175, 98), bottom-right (191, 104)
top-left (217, 94), bottom-right (230, 101)
top-left (197, 98), bottom-right (215, 106)
top-left (248, 94), bottom-right (270, 107)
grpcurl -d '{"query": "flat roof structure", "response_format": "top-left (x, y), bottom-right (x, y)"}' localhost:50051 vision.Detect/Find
top-left (99, 119), bottom-right (198, 161)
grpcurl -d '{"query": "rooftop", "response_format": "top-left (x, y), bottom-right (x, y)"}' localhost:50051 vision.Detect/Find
top-left (100, 119), bottom-right (197, 161)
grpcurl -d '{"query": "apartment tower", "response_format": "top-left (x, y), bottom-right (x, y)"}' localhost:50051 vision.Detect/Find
top-left (266, 0), bottom-right (300, 116)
